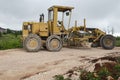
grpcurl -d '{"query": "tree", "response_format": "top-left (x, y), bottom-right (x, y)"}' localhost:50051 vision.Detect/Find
top-left (105, 26), bottom-right (114, 34)
top-left (111, 27), bottom-right (114, 35)
top-left (0, 32), bottom-right (2, 37)
top-left (7, 29), bottom-right (12, 34)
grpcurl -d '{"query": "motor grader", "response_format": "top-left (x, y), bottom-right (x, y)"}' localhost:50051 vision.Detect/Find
top-left (22, 5), bottom-right (115, 52)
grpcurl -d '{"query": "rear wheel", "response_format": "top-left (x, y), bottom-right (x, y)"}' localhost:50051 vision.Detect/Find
top-left (100, 35), bottom-right (115, 50)
top-left (24, 34), bottom-right (42, 52)
top-left (46, 35), bottom-right (62, 52)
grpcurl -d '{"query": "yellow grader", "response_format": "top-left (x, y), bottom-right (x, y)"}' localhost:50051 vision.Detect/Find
top-left (22, 5), bottom-right (115, 52)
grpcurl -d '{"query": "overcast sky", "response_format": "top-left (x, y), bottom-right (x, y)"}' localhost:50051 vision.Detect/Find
top-left (0, 0), bottom-right (120, 34)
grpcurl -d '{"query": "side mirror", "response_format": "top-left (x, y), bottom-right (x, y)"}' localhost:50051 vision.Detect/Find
top-left (66, 12), bottom-right (70, 16)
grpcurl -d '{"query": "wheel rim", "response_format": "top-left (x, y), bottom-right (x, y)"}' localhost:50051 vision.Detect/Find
top-left (104, 38), bottom-right (113, 47)
top-left (27, 38), bottom-right (38, 49)
top-left (50, 38), bottom-right (60, 49)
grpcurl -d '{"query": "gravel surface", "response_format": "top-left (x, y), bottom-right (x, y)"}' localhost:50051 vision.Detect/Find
top-left (0, 47), bottom-right (120, 80)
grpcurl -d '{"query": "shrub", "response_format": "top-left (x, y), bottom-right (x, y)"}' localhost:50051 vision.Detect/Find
top-left (54, 75), bottom-right (64, 80)
top-left (98, 67), bottom-right (111, 80)
top-left (80, 60), bottom-right (120, 80)
top-left (0, 32), bottom-right (2, 37)
top-left (54, 75), bottom-right (71, 80)
top-left (0, 34), bottom-right (22, 50)
top-left (113, 64), bottom-right (120, 79)
top-left (80, 71), bottom-right (100, 80)
top-left (116, 37), bottom-right (120, 47)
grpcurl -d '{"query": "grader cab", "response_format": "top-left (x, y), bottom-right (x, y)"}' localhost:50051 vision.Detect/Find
top-left (22, 5), bottom-right (115, 52)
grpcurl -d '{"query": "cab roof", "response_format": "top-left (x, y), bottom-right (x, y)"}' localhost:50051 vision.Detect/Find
top-left (48, 5), bottom-right (74, 12)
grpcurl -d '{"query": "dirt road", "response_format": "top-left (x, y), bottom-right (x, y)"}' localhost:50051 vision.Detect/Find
top-left (0, 47), bottom-right (120, 80)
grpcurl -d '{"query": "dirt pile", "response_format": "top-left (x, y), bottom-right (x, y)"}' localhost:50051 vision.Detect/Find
top-left (54, 52), bottom-right (120, 80)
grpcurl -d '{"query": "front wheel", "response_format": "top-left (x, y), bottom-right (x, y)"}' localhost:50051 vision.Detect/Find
top-left (46, 35), bottom-right (62, 52)
top-left (100, 35), bottom-right (115, 50)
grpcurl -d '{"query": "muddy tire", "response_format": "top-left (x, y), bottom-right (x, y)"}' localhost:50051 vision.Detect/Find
top-left (46, 35), bottom-right (62, 52)
top-left (100, 35), bottom-right (115, 50)
top-left (24, 34), bottom-right (42, 52)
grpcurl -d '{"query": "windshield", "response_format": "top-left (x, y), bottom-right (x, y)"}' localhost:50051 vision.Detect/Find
top-left (48, 11), bottom-right (53, 21)
top-left (48, 10), bottom-right (72, 30)
top-left (57, 11), bottom-right (71, 29)
top-left (63, 11), bottom-right (71, 29)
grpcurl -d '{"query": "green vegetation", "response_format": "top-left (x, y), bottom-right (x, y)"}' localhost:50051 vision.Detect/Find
top-left (116, 37), bottom-right (120, 47)
top-left (54, 75), bottom-right (64, 80)
top-left (54, 68), bottom-right (120, 80)
top-left (54, 57), bottom-right (120, 80)
top-left (0, 32), bottom-right (2, 37)
top-left (0, 28), bottom-right (22, 50)
top-left (80, 63), bottom-right (120, 80)
top-left (80, 67), bottom-right (112, 80)
top-left (0, 34), bottom-right (22, 50)
top-left (54, 75), bottom-right (71, 80)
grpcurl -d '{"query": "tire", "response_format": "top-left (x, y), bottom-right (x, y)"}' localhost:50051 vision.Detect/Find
top-left (100, 35), bottom-right (115, 50)
top-left (46, 35), bottom-right (62, 52)
top-left (24, 34), bottom-right (42, 52)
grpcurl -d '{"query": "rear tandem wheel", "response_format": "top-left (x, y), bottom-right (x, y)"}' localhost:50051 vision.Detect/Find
top-left (46, 35), bottom-right (62, 52)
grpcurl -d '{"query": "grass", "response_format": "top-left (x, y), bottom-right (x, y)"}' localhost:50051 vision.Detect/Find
top-left (54, 75), bottom-right (71, 80)
top-left (116, 37), bottom-right (120, 47)
top-left (0, 34), bottom-right (22, 50)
